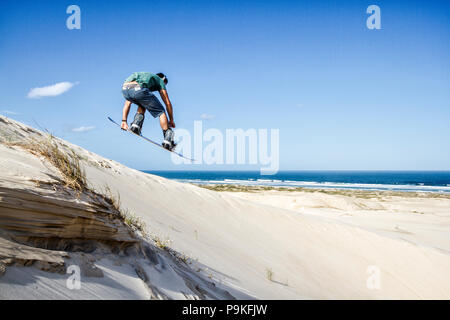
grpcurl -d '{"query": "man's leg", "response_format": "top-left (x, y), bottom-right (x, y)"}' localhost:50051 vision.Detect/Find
top-left (137, 106), bottom-right (146, 114)
top-left (134, 89), bottom-right (174, 149)
top-left (159, 113), bottom-right (175, 150)
top-left (159, 112), bottom-right (168, 131)
top-left (130, 106), bottom-right (146, 135)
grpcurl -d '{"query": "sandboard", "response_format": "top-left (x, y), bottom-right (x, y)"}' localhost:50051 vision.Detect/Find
top-left (108, 117), bottom-right (194, 161)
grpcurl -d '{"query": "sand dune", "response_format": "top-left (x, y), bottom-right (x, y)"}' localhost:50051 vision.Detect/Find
top-left (220, 188), bottom-right (450, 254)
top-left (0, 115), bottom-right (449, 299)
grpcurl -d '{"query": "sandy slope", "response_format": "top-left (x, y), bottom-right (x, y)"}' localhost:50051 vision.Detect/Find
top-left (0, 116), bottom-right (232, 300)
top-left (222, 190), bottom-right (450, 254)
top-left (1, 115), bottom-right (449, 299)
top-left (86, 167), bottom-right (450, 299)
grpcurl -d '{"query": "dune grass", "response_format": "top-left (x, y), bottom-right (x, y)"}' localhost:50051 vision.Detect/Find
top-left (8, 134), bottom-right (152, 238)
top-left (266, 268), bottom-right (274, 281)
top-left (8, 135), bottom-right (87, 191)
top-left (196, 184), bottom-right (450, 199)
top-left (102, 185), bottom-right (149, 237)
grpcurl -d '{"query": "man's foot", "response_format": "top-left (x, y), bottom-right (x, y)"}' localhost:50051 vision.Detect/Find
top-left (162, 128), bottom-right (175, 150)
top-left (130, 113), bottom-right (144, 135)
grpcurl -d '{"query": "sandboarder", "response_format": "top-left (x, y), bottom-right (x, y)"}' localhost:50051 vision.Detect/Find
top-left (121, 72), bottom-right (175, 150)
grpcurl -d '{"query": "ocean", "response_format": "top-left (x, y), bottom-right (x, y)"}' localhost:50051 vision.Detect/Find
top-left (143, 171), bottom-right (450, 193)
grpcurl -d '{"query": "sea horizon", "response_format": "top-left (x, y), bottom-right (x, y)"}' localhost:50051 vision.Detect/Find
top-left (143, 170), bottom-right (450, 193)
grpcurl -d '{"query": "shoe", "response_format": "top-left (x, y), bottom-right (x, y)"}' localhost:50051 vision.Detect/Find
top-left (162, 128), bottom-right (175, 150)
top-left (130, 124), bottom-right (141, 135)
top-left (130, 113), bottom-right (144, 135)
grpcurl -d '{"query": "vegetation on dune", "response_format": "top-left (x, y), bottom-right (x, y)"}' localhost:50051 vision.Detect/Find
top-left (266, 268), bottom-right (273, 281)
top-left (7, 135), bottom-right (86, 191)
top-left (103, 185), bottom-right (149, 237)
top-left (103, 185), bottom-right (190, 264)
top-left (196, 184), bottom-right (450, 199)
top-left (6, 134), bottom-right (152, 237)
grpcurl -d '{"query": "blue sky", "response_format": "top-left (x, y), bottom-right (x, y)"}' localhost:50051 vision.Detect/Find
top-left (1, 0), bottom-right (449, 171)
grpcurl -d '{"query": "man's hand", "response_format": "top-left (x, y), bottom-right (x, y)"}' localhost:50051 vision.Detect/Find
top-left (169, 120), bottom-right (176, 128)
top-left (121, 121), bottom-right (129, 130)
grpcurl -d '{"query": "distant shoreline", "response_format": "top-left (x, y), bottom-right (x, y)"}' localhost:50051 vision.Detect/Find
top-left (144, 170), bottom-right (450, 194)
top-left (193, 184), bottom-right (450, 198)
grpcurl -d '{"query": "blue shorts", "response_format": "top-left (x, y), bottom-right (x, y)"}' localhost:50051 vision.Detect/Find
top-left (122, 83), bottom-right (165, 118)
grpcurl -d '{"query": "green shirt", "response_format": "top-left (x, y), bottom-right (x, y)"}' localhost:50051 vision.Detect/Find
top-left (124, 72), bottom-right (166, 92)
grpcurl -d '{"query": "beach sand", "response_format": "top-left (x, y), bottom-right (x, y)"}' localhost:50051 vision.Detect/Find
top-left (208, 186), bottom-right (450, 254)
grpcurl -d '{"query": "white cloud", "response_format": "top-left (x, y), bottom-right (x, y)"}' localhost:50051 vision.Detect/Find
top-left (1, 110), bottom-right (20, 115)
top-left (72, 126), bottom-right (95, 133)
top-left (200, 113), bottom-right (215, 120)
top-left (27, 81), bottom-right (78, 99)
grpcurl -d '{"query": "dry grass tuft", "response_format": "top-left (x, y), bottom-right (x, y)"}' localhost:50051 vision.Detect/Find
top-left (153, 236), bottom-right (170, 250)
top-left (8, 135), bottom-right (86, 191)
top-left (103, 185), bottom-right (148, 237)
top-left (266, 268), bottom-right (274, 281)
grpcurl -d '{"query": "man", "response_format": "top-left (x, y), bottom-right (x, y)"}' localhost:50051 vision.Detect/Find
top-left (121, 72), bottom-right (176, 150)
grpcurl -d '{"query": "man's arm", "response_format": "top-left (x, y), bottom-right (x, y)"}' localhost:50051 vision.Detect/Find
top-left (121, 100), bottom-right (132, 130)
top-left (159, 89), bottom-right (175, 128)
